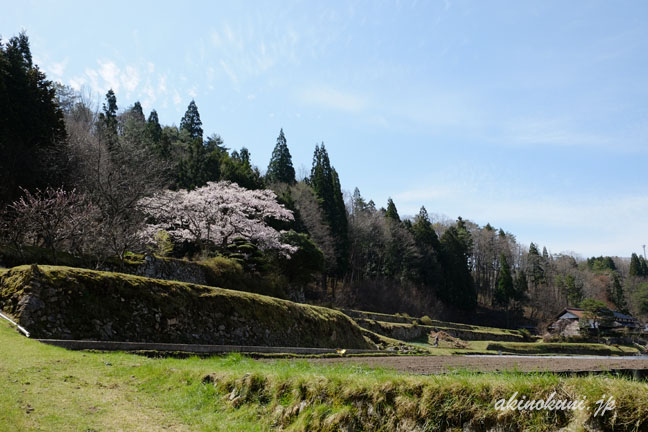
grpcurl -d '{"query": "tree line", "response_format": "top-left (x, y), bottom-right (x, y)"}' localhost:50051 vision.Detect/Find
top-left (2, 32), bottom-right (648, 326)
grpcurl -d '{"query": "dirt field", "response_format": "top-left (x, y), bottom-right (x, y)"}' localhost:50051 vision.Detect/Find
top-left (306, 355), bottom-right (648, 374)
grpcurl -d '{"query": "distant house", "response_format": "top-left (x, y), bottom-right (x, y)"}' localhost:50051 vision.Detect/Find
top-left (549, 308), bottom-right (640, 337)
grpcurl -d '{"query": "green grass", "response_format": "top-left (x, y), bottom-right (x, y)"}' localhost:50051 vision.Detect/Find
top-left (2, 320), bottom-right (648, 431)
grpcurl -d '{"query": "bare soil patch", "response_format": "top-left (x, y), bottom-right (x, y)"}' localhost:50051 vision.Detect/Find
top-left (306, 355), bottom-right (648, 374)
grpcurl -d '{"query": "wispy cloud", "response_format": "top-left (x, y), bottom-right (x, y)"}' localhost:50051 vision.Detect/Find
top-left (122, 65), bottom-right (140, 96)
top-left (48, 59), bottom-right (67, 78)
top-left (207, 19), bottom-right (300, 87)
top-left (300, 87), bottom-right (367, 112)
top-left (63, 58), bottom-right (196, 112)
top-left (501, 117), bottom-right (611, 148)
top-left (219, 60), bottom-right (239, 86)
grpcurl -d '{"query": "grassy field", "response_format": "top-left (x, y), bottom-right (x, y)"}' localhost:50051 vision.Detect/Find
top-left (2, 320), bottom-right (648, 431)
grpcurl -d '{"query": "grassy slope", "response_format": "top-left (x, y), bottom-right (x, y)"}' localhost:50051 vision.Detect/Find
top-left (2, 320), bottom-right (648, 431)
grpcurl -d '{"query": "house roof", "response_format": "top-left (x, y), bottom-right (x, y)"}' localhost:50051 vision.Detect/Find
top-left (557, 308), bottom-right (585, 319)
top-left (556, 308), bottom-right (638, 323)
top-left (612, 311), bottom-right (635, 321)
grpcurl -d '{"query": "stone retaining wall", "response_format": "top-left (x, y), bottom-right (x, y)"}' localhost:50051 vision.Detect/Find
top-left (0, 265), bottom-right (374, 349)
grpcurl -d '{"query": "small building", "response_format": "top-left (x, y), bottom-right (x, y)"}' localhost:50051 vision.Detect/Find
top-left (549, 307), bottom-right (640, 337)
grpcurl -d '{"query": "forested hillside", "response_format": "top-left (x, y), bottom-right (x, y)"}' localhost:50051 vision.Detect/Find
top-left (2, 32), bottom-right (647, 327)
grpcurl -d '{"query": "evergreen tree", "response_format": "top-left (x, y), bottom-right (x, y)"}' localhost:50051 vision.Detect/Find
top-left (439, 219), bottom-right (476, 310)
top-left (130, 101), bottom-right (145, 123)
top-left (310, 143), bottom-right (349, 276)
top-left (411, 207), bottom-right (440, 250)
top-left (494, 253), bottom-right (515, 307)
top-left (608, 272), bottom-right (628, 312)
top-left (98, 89), bottom-right (118, 146)
top-left (180, 100), bottom-right (203, 140)
top-left (204, 134), bottom-right (227, 182)
top-left (220, 147), bottom-right (264, 189)
top-left (630, 253), bottom-right (642, 277)
top-left (0, 32), bottom-right (66, 202)
top-left (410, 206), bottom-right (442, 287)
top-left (146, 110), bottom-right (166, 156)
top-left (147, 110), bottom-right (162, 142)
top-left (527, 242), bottom-right (545, 288)
top-left (640, 256), bottom-right (648, 277)
top-left (385, 198), bottom-right (400, 222)
top-left (351, 187), bottom-right (368, 215)
top-left (514, 270), bottom-right (528, 301)
top-left (177, 135), bottom-right (207, 190)
top-left (266, 128), bottom-right (296, 184)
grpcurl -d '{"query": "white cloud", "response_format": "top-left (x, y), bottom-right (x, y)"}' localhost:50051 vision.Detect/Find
top-left (122, 66), bottom-right (140, 95)
top-left (49, 59), bottom-right (67, 77)
top-left (98, 61), bottom-right (121, 92)
top-left (157, 74), bottom-right (167, 94)
top-left (300, 87), bottom-right (367, 113)
top-left (68, 77), bottom-right (86, 91)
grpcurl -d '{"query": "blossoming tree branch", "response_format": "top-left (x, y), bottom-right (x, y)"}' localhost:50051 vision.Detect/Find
top-left (137, 181), bottom-right (297, 256)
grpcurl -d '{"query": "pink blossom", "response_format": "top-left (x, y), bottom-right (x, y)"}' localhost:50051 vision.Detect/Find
top-left (138, 182), bottom-right (296, 256)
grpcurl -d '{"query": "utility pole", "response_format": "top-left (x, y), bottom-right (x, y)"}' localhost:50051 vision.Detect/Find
top-left (643, 244), bottom-right (646, 260)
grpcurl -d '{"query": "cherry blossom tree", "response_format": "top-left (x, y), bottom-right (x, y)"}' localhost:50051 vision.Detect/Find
top-left (137, 181), bottom-right (296, 256)
top-left (1, 187), bottom-right (99, 263)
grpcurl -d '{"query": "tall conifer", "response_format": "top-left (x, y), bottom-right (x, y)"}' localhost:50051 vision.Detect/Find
top-left (266, 128), bottom-right (296, 184)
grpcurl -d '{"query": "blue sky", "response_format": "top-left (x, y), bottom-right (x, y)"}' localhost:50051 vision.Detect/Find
top-left (3, 0), bottom-right (647, 258)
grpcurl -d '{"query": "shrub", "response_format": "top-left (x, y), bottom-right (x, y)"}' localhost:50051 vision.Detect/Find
top-left (419, 315), bottom-right (434, 326)
top-left (153, 230), bottom-right (173, 257)
top-left (201, 255), bottom-right (245, 286)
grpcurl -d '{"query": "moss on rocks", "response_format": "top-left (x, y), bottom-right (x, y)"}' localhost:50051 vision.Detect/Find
top-left (0, 265), bottom-right (374, 349)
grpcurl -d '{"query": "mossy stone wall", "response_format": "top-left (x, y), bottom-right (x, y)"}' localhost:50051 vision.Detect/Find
top-left (0, 265), bottom-right (374, 349)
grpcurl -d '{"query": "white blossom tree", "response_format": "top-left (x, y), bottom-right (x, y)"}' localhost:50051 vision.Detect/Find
top-left (137, 181), bottom-right (296, 256)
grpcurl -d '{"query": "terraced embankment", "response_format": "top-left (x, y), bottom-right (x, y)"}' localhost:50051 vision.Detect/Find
top-left (344, 309), bottom-right (526, 342)
top-left (0, 265), bottom-right (374, 349)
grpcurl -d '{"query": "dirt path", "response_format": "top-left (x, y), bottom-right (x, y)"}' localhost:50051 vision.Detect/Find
top-left (306, 355), bottom-right (648, 374)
